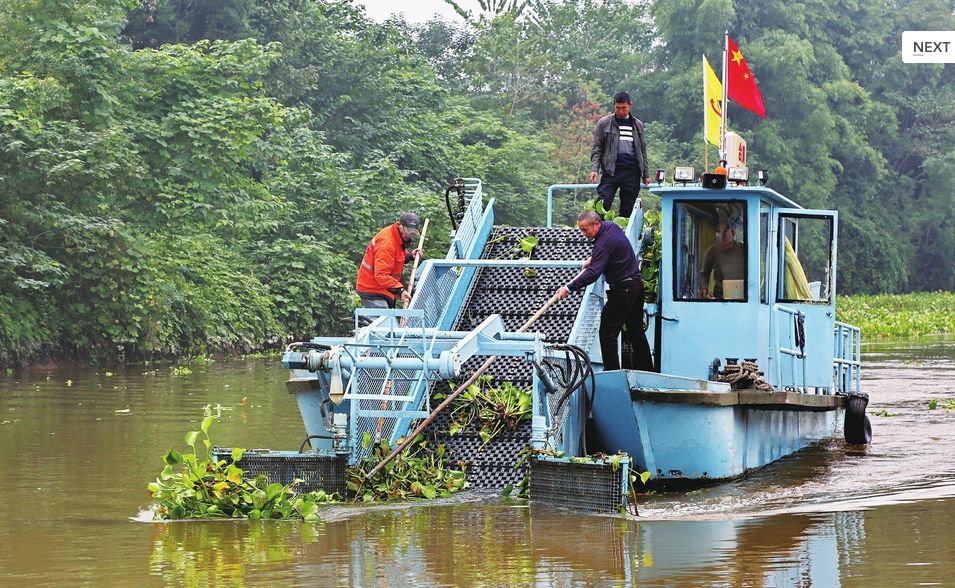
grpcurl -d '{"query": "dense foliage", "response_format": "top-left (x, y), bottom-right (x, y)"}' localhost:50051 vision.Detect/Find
top-left (347, 433), bottom-right (469, 502)
top-left (2, 0), bottom-right (952, 365)
top-left (838, 292), bottom-right (955, 338)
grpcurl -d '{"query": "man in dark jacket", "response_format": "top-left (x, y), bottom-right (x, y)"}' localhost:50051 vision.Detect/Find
top-left (589, 91), bottom-right (650, 219)
top-left (555, 211), bottom-right (653, 371)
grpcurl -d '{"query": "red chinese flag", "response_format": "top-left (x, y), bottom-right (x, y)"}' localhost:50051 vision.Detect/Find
top-left (726, 36), bottom-right (766, 118)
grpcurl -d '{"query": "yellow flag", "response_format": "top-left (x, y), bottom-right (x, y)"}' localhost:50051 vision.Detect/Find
top-left (703, 55), bottom-right (723, 147)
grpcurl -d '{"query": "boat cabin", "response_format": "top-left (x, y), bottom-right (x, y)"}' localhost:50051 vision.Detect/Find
top-left (645, 185), bottom-right (852, 394)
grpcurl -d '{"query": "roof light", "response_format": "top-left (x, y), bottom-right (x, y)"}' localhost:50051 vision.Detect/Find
top-left (654, 168), bottom-right (666, 184)
top-left (674, 166), bottom-right (695, 184)
top-left (727, 166), bottom-right (749, 184)
top-left (757, 169), bottom-right (769, 186)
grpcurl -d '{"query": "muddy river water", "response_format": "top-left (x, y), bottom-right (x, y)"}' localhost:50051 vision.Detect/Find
top-left (1, 338), bottom-right (953, 586)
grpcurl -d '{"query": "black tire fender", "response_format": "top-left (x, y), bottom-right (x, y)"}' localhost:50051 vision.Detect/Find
top-left (845, 392), bottom-right (872, 445)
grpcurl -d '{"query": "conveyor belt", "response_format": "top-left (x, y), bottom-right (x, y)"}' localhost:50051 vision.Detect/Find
top-left (426, 226), bottom-right (592, 489)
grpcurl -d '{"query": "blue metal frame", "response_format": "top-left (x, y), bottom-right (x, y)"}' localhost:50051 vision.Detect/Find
top-left (284, 313), bottom-right (548, 464)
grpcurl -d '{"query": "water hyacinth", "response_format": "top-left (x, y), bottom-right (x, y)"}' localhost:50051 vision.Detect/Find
top-left (837, 292), bottom-right (955, 338)
top-left (347, 433), bottom-right (468, 502)
top-left (147, 416), bottom-right (337, 521)
top-left (445, 376), bottom-right (532, 446)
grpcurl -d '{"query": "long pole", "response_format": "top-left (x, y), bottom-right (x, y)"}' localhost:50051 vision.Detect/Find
top-left (364, 293), bottom-right (562, 480)
top-left (399, 218), bottom-right (430, 328)
top-left (702, 54), bottom-right (709, 171)
top-left (375, 218), bottom-right (430, 442)
top-left (720, 31), bottom-right (729, 164)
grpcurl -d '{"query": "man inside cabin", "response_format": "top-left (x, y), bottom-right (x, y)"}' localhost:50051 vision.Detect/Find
top-left (355, 212), bottom-right (423, 313)
top-left (699, 215), bottom-right (745, 299)
top-left (555, 210), bottom-right (653, 371)
top-left (589, 91), bottom-right (651, 219)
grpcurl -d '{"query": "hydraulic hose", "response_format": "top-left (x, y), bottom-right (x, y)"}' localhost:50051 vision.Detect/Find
top-left (547, 343), bottom-right (594, 417)
top-left (444, 177), bottom-right (466, 230)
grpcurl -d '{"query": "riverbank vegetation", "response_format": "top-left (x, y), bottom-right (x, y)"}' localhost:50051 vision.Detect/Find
top-left (3, 0), bottom-right (953, 366)
top-left (838, 292), bottom-right (955, 339)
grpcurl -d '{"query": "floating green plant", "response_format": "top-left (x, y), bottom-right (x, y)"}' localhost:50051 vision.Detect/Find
top-left (147, 416), bottom-right (336, 521)
top-left (928, 399), bottom-right (955, 411)
top-left (518, 235), bottom-right (539, 256)
top-left (837, 292), bottom-right (955, 338)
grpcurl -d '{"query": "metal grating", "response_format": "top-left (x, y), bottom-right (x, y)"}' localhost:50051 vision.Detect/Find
top-left (570, 292), bottom-right (602, 352)
top-left (212, 448), bottom-right (347, 495)
top-left (346, 339), bottom-right (436, 464)
top-left (404, 179), bottom-right (485, 331)
top-left (426, 379), bottom-right (532, 489)
top-left (420, 225), bottom-right (592, 489)
top-left (406, 264), bottom-right (459, 330)
top-left (529, 458), bottom-right (627, 513)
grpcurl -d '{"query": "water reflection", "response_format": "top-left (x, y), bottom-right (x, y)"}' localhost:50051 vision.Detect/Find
top-left (147, 501), bottom-right (876, 586)
top-left (2, 342), bottom-right (954, 585)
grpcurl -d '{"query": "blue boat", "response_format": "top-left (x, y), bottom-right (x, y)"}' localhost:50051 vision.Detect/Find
top-left (283, 176), bottom-right (869, 492)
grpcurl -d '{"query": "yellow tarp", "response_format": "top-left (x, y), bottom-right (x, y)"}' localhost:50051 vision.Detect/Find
top-left (783, 237), bottom-right (813, 300)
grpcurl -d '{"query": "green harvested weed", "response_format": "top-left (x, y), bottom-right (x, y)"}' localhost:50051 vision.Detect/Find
top-left (348, 432), bottom-right (468, 501)
top-left (445, 376), bottom-right (532, 446)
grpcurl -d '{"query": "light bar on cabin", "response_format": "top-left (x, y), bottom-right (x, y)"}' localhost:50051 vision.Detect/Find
top-left (655, 168), bottom-right (666, 183)
top-left (674, 166), bottom-right (695, 182)
top-left (727, 166), bottom-right (749, 182)
top-left (757, 169), bottom-right (769, 185)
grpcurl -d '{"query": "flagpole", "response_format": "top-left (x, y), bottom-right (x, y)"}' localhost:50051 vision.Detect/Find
top-left (702, 55), bottom-right (708, 171)
top-left (720, 31), bottom-right (729, 165)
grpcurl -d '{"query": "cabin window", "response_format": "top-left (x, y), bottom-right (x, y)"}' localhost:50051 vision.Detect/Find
top-left (672, 200), bottom-right (747, 302)
top-left (776, 214), bottom-right (834, 303)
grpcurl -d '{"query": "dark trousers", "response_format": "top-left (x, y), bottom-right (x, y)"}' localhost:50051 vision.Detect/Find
top-left (356, 291), bottom-right (395, 326)
top-left (599, 281), bottom-right (654, 371)
top-left (597, 166), bottom-right (641, 219)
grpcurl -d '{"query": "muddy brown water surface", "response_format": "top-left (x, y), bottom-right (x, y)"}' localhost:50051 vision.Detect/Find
top-left (1, 339), bottom-right (954, 586)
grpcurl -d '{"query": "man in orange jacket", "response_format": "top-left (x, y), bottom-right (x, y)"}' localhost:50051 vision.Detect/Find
top-left (355, 212), bottom-right (422, 311)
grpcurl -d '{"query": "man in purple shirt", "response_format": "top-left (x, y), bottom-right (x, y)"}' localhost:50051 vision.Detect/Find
top-left (555, 211), bottom-right (653, 371)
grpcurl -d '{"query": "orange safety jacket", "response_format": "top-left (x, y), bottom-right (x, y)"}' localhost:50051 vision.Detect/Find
top-left (355, 223), bottom-right (409, 300)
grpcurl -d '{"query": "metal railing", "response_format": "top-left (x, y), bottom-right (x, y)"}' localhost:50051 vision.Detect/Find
top-left (447, 178), bottom-right (485, 259)
top-left (773, 304), bottom-right (808, 392)
top-left (404, 262), bottom-right (459, 330)
top-left (833, 321), bottom-right (862, 394)
top-left (352, 180), bottom-right (489, 453)
top-left (546, 183), bottom-right (598, 227)
top-left (344, 309), bottom-right (438, 462)
top-left (405, 177), bottom-right (487, 331)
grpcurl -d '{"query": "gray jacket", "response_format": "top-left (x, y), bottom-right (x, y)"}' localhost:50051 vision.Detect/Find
top-left (590, 113), bottom-right (649, 179)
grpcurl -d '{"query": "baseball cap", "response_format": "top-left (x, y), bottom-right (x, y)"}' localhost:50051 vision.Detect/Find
top-left (399, 212), bottom-right (421, 238)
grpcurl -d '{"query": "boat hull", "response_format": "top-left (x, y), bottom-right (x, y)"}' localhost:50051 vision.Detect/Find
top-left (588, 370), bottom-right (845, 483)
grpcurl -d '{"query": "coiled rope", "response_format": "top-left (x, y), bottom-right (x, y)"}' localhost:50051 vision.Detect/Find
top-left (718, 360), bottom-right (775, 391)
